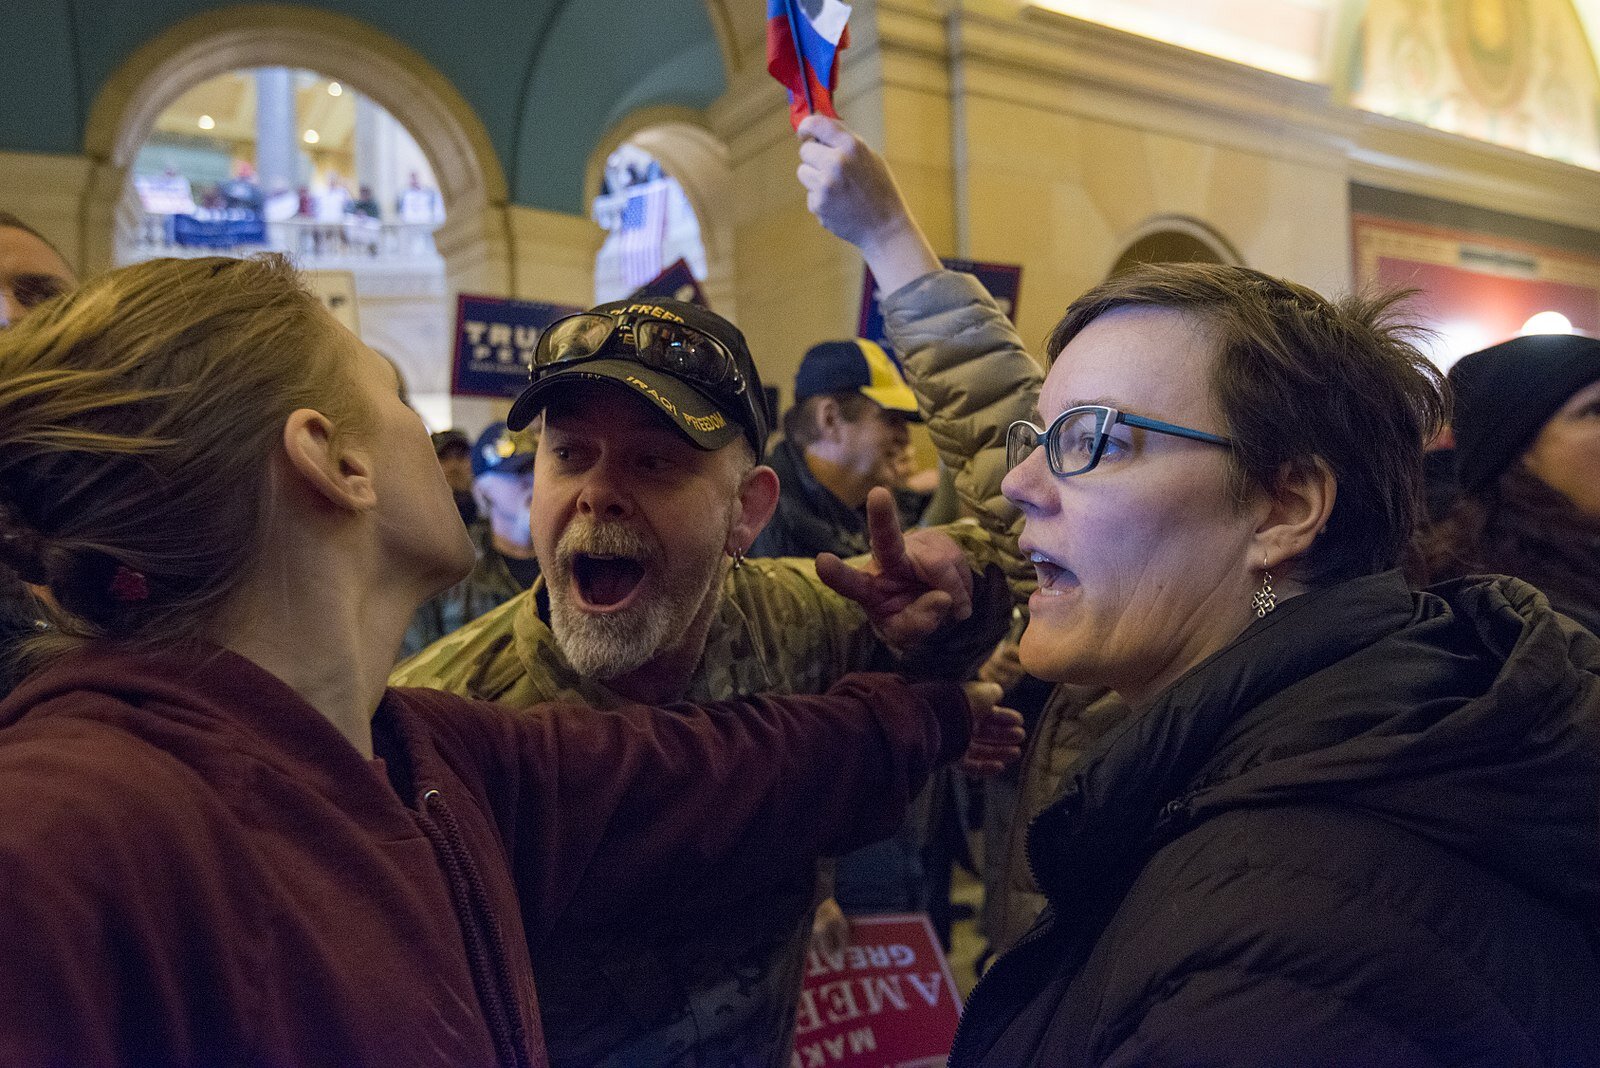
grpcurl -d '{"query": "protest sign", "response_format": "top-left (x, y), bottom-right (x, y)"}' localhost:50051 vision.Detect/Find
top-left (134, 173), bottom-right (197, 216)
top-left (452, 294), bottom-right (581, 399)
top-left (857, 260), bottom-right (1022, 353)
top-left (792, 913), bottom-right (961, 1068)
top-left (170, 211), bottom-right (267, 248)
top-left (628, 258), bottom-right (709, 307)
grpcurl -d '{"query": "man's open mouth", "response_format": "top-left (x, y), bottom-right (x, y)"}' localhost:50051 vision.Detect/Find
top-left (572, 553), bottom-right (647, 610)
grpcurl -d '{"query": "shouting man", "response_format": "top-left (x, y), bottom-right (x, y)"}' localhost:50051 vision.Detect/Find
top-left (394, 297), bottom-right (1017, 1068)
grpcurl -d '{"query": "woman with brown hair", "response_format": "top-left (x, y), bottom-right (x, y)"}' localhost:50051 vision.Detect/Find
top-left (0, 254), bottom-right (1016, 1067)
top-left (1423, 333), bottom-right (1600, 633)
top-left (796, 115), bottom-right (1600, 1067)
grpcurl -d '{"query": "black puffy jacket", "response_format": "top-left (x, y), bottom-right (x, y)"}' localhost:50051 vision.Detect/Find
top-left (952, 570), bottom-right (1600, 1068)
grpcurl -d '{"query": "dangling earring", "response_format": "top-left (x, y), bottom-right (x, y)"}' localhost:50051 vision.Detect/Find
top-left (729, 547), bottom-right (746, 572)
top-left (1251, 560), bottom-right (1277, 618)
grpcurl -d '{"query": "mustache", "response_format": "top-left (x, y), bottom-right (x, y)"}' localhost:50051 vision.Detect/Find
top-left (553, 518), bottom-right (659, 572)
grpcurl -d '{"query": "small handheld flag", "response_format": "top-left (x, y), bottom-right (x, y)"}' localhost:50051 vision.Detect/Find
top-left (766, 0), bottom-right (852, 130)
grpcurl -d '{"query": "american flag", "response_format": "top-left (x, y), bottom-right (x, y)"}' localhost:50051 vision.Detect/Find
top-left (617, 180), bottom-right (671, 289)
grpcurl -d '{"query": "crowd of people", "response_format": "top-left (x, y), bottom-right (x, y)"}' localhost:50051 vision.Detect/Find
top-left (137, 161), bottom-right (443, 256)
top-left (0, 109), bottom-right (1596, 1068)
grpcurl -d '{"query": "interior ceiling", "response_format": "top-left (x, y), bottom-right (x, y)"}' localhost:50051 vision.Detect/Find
top-left (1, 0), bottom-right (726, 215)
top-left (2, 0), bottom-right (1597, 214)
top-left (153, 71), bottom-right (357, 154)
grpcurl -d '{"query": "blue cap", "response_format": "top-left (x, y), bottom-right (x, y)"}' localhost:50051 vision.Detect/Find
top-left (471, 422), bottom-right (538, 478)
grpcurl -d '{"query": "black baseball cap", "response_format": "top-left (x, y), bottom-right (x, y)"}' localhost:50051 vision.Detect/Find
top-left (507, 298), bottom-right (769, 454)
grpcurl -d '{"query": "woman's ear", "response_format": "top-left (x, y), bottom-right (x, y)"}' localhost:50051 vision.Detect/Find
top-left (729, 464), bottom-right (781, 554)
top-left (281, 408), bottom-right (378, 512)
top-left (1254, 458), bottom-right (1336, 572)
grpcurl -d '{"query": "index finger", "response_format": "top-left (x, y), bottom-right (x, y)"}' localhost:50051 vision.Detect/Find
top-left (864, 486), bottom-right (909, 573)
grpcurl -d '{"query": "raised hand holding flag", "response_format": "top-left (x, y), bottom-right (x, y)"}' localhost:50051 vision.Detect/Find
top-left (766, 0), bottom-right (852, 130)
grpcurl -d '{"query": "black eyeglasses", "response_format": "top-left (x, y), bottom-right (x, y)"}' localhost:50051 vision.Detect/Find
top-left (532, 311), bottom-right (746, 395)
top-left (1007, 405), bottom-right (1232, 477)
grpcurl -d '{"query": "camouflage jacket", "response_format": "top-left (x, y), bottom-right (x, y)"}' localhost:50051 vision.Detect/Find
top-left (391, 527), bottom-right (1014, 1068)
top-left (400, 522), bottom-right (534, 660)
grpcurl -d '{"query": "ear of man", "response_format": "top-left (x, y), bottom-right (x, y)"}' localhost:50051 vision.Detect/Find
top-left (815, 395), bottom-right (846, 441)
top-left (1252, 458), bottom-right (1337, 576)
top-left (281, 408), bottom-right (378, 513)
top-left (729, 463), bottom-right (781, 553)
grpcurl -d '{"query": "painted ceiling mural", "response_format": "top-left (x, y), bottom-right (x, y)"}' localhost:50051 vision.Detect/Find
top-left (1352, 0), bottom-right (1600, 168)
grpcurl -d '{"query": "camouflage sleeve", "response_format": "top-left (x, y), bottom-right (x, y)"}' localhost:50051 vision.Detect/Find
top-left (722, 557), bottom-right (890, 694)
top-left (389, 593), bottom-right (530, 701)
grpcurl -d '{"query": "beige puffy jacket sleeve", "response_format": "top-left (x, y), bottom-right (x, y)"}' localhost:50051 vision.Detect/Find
top-left (881, 269), bottom-right (1043, 598)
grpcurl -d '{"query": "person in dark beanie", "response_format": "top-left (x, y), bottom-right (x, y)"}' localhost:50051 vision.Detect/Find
top-left (1423, 333), bottom-right (1600, 632)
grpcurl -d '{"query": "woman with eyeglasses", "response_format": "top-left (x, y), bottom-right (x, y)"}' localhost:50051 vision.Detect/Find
top-left (796, 114), bottom-right (1600, 1066)
top-left (1421, 333), bottom-right (1600, 635)
top-left (0, 253), bottom-right (1018, 1067)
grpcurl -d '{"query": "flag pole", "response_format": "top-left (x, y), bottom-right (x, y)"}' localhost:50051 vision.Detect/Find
top-left (782, 0), bottom-right (816, 116)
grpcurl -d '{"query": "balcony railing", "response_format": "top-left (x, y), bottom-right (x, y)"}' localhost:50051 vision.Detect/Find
top-left (128, 212), bottom-right (442, 267)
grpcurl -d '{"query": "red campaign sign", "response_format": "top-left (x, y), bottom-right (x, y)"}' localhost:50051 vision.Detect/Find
top-left (791, 913), bottom-right (962, 1068)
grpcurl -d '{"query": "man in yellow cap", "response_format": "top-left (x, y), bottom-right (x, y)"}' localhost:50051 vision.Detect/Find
top-left (751, 338), bottom-right (923, 559)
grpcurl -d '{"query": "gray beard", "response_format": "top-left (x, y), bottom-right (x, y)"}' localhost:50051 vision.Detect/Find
top-left (547, 516), bottom-right (726, 681)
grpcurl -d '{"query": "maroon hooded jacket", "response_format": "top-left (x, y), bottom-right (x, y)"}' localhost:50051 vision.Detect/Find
top-left (0, 645), bottom-right (969, 1067)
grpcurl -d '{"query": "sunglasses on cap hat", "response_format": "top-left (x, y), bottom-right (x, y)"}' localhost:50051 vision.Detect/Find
top-left (532, 311), bottom-right (746, 395)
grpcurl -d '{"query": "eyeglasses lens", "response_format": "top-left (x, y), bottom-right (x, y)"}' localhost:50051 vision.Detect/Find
top-left (1006, 422), bottom-right (1040, 471)
top-left (540, 315), bottom-right (615, 366)
top-left (1048, 409), bottom-right (1106, 476)
top-left (634, 321), bottom-right (735, 390)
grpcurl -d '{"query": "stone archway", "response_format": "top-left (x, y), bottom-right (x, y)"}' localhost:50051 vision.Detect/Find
top-left (584, 106), bottom-right (738, 319)
top-left (80, 4), bottom-right (510, 298)
top-left (1108, 215), bottom-right (1244, 277)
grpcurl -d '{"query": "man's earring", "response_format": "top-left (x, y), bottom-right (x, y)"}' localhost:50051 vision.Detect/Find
top-left (730, 547), bottom-right (746, 571)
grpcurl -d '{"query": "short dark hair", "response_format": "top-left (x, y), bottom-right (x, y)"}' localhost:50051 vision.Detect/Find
top-left (782, 391), bottom-right (876, 449)
top-left (1047, 263), bottom-right (1448, 586)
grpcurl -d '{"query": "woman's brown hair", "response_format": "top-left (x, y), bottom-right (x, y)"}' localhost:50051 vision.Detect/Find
top-left (1047, 263), bottom-right (1448, 587)
top-left (0, 254), bottom-right (365, 660)
top-left (1419, 463), bottom-right (1600, 614)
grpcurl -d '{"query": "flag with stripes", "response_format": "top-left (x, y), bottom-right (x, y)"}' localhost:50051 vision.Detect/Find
top-left (766, 0), bottom-right (852, 129)
top-left (617, 180), bottom-right (671, 289)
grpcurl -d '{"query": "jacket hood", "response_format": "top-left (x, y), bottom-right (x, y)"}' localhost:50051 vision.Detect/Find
top-left (1037, 571), bottom-right (1600, 919)
top-left (0, 643), bottom-right (420, 836)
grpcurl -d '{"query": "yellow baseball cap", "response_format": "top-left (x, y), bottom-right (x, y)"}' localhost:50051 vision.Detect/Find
top-left (794, 339), bottom-right (921, 418)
